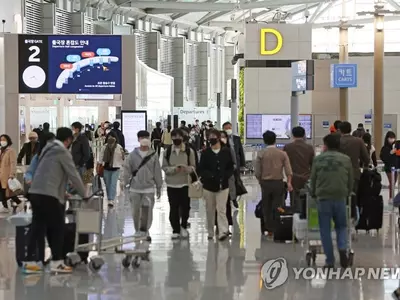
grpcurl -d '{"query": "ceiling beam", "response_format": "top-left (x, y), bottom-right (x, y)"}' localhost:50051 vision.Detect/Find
top-left (313, 15), bottom-right (400, 28)
top-left (171, 13), bottom-right (189, 20)
top-left (308, 2), bottom-right (324, 23)
top-left (197, 11), bottom-right (228, 25)
top-left (130, 0), bottom-right (328, 12)
top-left (309, 0), bottom-right (336, 23)
top-left (386, 0), bottom-right (400, 10)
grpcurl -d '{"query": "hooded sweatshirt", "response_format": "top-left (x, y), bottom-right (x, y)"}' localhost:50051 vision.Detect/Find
top-left (123, 148), bottom-right (163, 193)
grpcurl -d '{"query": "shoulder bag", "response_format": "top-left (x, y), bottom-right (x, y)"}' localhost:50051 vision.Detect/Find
top-left (132, 152), bottom-right (156, 178)
top-left (188, 169), bottom-right (203, 199)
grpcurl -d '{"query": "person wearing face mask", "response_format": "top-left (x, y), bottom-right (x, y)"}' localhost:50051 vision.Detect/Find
top-left (70, 122), bottom-right (91, 178)
top-left (0, 135), bottom-right (22, 213)
top-left (124, 130), bottom-right (162, 241)
top-left (222, 122), bottom-right (245, 171)
top-left (380, 131), bottom-right (398, 198)
top-left (17, 132), bottom-right (40, 165)
top-left (25, 127), bottom-right (85, 274)
top-left (162, 129), bottom-right (197, 240)
top-left (98, 131), bottom-right (125, 207)
top-left (361, 133), bottom-right (377, 168)
top-left (198, 129), bottom-right (234, 241)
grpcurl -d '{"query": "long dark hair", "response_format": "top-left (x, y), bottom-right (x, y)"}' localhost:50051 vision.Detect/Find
top-left (220, 130), bottom-right (230, 147)
top-left (0, 134), bottom-right (12, 148)
top-left (384, 131), bottom-right (396, 147)
top-left (362, 133), bottom-right (372, 152)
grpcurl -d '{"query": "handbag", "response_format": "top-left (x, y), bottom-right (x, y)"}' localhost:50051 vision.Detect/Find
top-left (97, 164), bottom-right (104, 177)
top-left (8, 178), bottom-right (22, 193)
top-left (235, 175), bottom-right (247, 196)
top-left (188, 169), bottom-right (203, 199)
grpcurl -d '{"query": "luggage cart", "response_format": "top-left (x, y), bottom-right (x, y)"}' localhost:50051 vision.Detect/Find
top-left (66, 190), bottom-right (150, 272)
top-left (304, 190), bottom-right (354, 267)
top-left (242, 145), bottom-right (262, 175)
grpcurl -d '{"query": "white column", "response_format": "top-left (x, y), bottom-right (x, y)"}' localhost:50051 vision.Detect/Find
top-left (0, 0), bottom-right (24, 33)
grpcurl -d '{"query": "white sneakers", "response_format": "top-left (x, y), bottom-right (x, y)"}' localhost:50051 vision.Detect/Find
top-left (0, 207), bottom-right (9, 213)
top-left (180, 227), bottom-right (189, 239)
top-left (23, 260), bottom-right (73, 274)
top-left (171, 227), bottom-right (189, 240)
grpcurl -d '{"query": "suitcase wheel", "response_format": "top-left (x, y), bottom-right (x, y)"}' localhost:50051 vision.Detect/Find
top-left (122, 256), bottom-right (131, 269)
top-left (132, 256), bottom-right (141, 269)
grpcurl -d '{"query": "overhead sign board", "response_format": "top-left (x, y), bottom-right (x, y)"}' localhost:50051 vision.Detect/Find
top-left (260, 28), bottom-right (283, 55)
top-left (18, 35), bottom-right (122, 94)
top-left (291, 60), bottom-right (314, 92)
top-left (330, 64), bottom-right (358, 88)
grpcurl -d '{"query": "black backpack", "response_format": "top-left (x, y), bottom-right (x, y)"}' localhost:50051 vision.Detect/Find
top-left (165, 143), bottom-right (198, 168)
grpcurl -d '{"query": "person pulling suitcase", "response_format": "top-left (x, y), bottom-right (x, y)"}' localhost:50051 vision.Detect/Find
top-left (123, 130), bottom-right (163, 241)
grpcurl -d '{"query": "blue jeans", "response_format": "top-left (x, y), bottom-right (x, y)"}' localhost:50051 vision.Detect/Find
top-left (103, 169), bottom-right (120, 201)
top-left (317, 199), bottom-right (348, 265)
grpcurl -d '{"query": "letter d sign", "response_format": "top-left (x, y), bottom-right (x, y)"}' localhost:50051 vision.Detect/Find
top-left (260, 28), bottom-right (283, 55)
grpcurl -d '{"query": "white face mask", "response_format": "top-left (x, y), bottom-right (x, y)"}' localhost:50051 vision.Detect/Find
top-left (389, 138), bottom-right (395, 144)
top-left (221, 138), bottom-right (227, 144)
top-left (0, 141), bottom-right (7, 148)
top-left (212, 148), bottom-right (220, 154)
top-left (140, 138), bottom-right (151, 147)
top-left (225, 129), bottom-right (232, 136)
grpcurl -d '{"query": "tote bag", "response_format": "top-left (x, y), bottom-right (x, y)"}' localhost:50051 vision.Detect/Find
top-left (188, 170), bottom-right (203, 199)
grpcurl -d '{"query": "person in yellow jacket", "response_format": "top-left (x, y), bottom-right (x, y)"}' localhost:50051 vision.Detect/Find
top-left (161, 125), bottom-right (172, 148)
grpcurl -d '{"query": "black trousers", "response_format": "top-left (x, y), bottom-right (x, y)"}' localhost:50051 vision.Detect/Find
top-left (215, 195), bottom-right (233, 227)
top-left (0, 182), bottom-right (20, 208)
top-left (167, 186), bottom-right (190, 234)
top-left (261, 180), bottom-right (284, 232)
top-left (27, 194), bottom-right (65, 262)
top-left (153, 140), bottom-right (162, 156)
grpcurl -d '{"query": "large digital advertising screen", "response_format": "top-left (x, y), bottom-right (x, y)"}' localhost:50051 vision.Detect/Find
top-left (121, 111), bottom-right (147, 152)
top-left (18, 35), bottom-right (122, 94)
top-left (246, 114), bottom-right (312, 139)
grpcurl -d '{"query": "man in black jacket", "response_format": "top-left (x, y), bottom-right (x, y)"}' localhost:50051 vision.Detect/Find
top-left (222, 122), bottom-right (245, 169)
top-left (112, 121), bottom-right (125, 150)
top-left (71, 122), bottom-right (91, 177)
top-left (38, 122), bottom-right (51, 150)
top-left (151, 122), bottom-right (163, 156)
top-left (18, 131), bottom-right (40, 165)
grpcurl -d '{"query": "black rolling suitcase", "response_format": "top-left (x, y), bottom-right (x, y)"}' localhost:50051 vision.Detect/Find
top-left (273, 207), bottom-right (293, 242)
top-left (63, 222), bottom-right (89, 263)
top-left (15, 225), bottom-right (35, 267)
top-left (356, 195), bottom-right (383, 232)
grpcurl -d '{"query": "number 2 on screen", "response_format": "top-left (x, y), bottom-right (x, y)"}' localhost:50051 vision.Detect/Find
top-left (28, 45), bottom-right (40, 63)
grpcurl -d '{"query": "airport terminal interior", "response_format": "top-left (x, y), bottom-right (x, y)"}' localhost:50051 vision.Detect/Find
top-left (2, 0), bottom-right (400, 298)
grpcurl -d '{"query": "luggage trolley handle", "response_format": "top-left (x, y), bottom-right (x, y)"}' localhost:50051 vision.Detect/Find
top-left (82, 189), bottom-right (104, 202)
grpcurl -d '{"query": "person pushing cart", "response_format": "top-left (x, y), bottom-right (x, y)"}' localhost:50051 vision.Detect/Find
top-left (309, 133), bottom-right (354, 269)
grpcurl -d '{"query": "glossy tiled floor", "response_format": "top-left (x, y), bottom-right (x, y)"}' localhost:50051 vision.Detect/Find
top-left (0, 175), bottom-right (400, 300)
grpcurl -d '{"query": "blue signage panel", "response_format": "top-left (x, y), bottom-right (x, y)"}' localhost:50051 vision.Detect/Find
top-left (48, 35), bottom-right (122, 94)
top-left (330, 64), bottom-right (357, 88)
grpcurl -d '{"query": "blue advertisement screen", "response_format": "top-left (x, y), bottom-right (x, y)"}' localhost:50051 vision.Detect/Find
top-left (48, 35), bottom-right (122, 94)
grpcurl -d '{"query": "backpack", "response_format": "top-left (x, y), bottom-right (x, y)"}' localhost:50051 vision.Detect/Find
top-left (165, 143), bottom-right (197, 167)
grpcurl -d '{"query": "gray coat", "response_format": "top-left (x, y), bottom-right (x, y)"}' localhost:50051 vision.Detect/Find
top-left (123, 148), bottom-right (163, 192)
top-left (29, 140), bottom-right (86, 204)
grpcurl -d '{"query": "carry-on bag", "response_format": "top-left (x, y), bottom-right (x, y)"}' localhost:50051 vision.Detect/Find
top-left (63, 222), bottom-right (89, 263)
top-left (355, 195), bottom-right (383, 232)
top-left (273, 207), bottom-right (293, 242)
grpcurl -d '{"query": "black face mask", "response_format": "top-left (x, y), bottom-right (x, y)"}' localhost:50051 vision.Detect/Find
top-left (173, 139), bottom-right (182, 146)
top-left (209, 138), bottom-right (218, 146)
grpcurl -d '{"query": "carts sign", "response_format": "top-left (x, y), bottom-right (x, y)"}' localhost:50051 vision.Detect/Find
top-left (260, 28), bottom-right (283, 55)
